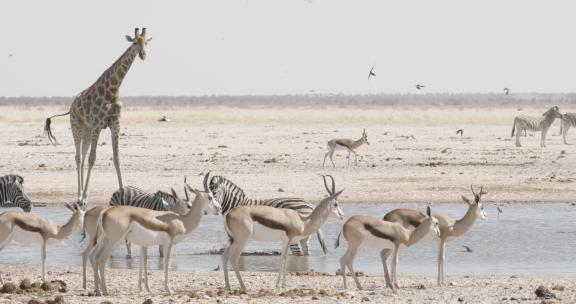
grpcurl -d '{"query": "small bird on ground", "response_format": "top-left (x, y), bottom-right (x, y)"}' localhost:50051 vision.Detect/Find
top-left (158, 116), bottom-right (171, 122)
top-left (415, 84), bottom-right (425, 90)
top-left (456, 129), bottom-right (463, 137)
top-left (213, 265), bottom-right (220, 271)
top-left (368, 65), bottom-right (376, 80)
top-left (462, 246), bottom-right (473, 253)
top-left (503, 88), bottom-right (510, 95)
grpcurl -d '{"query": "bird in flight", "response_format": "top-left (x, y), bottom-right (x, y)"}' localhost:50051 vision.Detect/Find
top-left (462, 246), bottom-right (473, 253)
top-left (368, 65), bottom-right (376, 80)
top-left (496, 206), bottom-right (503, 214)
top-left (415, 84), bottom-right (425, 90)
top-left (503, 88), bottom-right (510, 95)
top-left (456, 129), bottom-right (463, 137)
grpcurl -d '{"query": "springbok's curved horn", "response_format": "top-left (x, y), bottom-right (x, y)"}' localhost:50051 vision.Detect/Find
top-left (470, 184), bottom-right (476, 197)
top-left (326, 175), bottom-right (336, 194)
top-left (184, 186), bottom-right (190, 201)
top-left (363, 128), bottom-right (366, 135)
top-left (322, 175), bottom-right (331, 195)
top-left (203, 171), bottom-right (211, 193)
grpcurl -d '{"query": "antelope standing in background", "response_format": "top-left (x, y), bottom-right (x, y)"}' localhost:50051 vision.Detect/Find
top-left (560, 112), bottom-right (576, 144)
top-left (44, 28), bottom-right (151, 206)
top-left (89, 185), bottom-right (220, 296)
top-left (383, 185), bottom-right (487, 287)
top-left (323, 129), bottom-right (369, 167)
top-left (511, 106), bottom-right (562, 147)
top-left (336, 206), bottom-right (439, 290)
top-left (222, 175), bottom-right (344, 291)
top-left (0, 203), bottom-right (84, 284)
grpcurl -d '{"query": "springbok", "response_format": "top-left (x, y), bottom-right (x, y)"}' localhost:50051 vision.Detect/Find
top-left (323, 129), bottom-right (369, 167)
top-left (0, 203), bottom-right (84, 283)
top-left (89, 184), bottom-right (221, 295)
top-left (222, 175), bottom-right (344, 291)
top-left (336, 205), bottom-right (439, 290)
top-left (383, 185), bottom-right (487, 287)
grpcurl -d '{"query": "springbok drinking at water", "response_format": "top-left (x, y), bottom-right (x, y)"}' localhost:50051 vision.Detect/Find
top-left (336, 205), bottom-right (439, 290)
top-left (0, 203), bottom-right (84, 283)
top-left (323, 129), bottom-right (369, 167)
top-left (89, 184), bottom-right (221, 295)
top-left (222, 175), bottom-right (344, 291)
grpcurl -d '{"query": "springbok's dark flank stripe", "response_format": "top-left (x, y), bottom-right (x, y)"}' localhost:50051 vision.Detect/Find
top-left (208, 175), bottom-right (325, 255)
top-left (363, 223), bottom-right (395, 242)
top-left (252, 214), bottom-right (289, 232)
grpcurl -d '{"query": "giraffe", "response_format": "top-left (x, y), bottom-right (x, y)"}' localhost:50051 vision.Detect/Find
top-left (44, 28), bottom-right (151, 206)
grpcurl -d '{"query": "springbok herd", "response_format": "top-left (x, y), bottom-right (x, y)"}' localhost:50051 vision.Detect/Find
top-left (0, 28), bottom-right (571, 296)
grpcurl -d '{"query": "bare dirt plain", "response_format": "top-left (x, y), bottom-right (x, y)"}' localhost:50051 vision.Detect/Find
top-left (0, 105), bottom-right (575, 205)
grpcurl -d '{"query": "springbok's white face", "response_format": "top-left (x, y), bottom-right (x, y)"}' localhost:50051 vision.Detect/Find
top-left (65, 202), bottom-right (85, 231)
top-left (187, 186), bottom-right (221, 215)
top-left (330, 199), bottom-right (345, 220)
top-left (462, 186), bottom-right (488, 220)
top-left (423, 206), bottom-right (441, 236)
top-left (362, 129), bottom-right (369, 145)
top-left (477, 202), bottom-right (487, 220)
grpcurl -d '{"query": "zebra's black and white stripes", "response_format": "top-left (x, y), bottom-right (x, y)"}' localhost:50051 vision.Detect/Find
top-left (110, 186), bottom-right (179, 211)
top-left (204, 172), bottom-right (328, 255)
top-left (0, 174), bottom-right (31, 212)
top-left (511, 106), bottom-right (562, 147)
top-left (560, 112), bottom-right (576, 145)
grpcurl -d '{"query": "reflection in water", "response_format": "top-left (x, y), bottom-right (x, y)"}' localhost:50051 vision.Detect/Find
top-left (1, 203), bottom-right (575, 275)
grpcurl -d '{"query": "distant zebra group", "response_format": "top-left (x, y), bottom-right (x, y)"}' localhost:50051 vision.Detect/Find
top-left (511, 105), bottom-right (576, 147)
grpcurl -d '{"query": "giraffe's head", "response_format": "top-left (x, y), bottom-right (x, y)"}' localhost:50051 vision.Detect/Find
top-left (125, 27), bottom-right (151, 60)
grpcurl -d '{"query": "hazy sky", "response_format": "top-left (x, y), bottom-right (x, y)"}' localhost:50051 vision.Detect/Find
top-left (2, 0), bottom-right (576, 97)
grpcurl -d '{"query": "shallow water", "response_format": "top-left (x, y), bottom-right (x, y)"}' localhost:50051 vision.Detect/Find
top-left (1, 203), bottom-right (575, 276)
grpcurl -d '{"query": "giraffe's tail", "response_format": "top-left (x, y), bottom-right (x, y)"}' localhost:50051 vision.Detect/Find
top-left (44, 111), bottom-right (70, 145)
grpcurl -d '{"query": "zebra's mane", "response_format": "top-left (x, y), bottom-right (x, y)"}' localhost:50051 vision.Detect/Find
top-left (210, 175), bottom-right (248, 199)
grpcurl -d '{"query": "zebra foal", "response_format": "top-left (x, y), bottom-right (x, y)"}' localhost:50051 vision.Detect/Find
top-left (204, 172), bottom-right (328, 256)
top-left (511, 106), bottom-right (562, 147)
top-left (109, 185), bottom-right (190, 257)
top-left (0, 174), bottom-right (31, 212)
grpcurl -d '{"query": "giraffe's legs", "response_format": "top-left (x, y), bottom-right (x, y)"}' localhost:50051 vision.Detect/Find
top-left (70, 121), bottom-right (84, 203)
top-left (110, 122), bottom-right (123, 189)
top-left (81, 130), bottom-right (101, 205)
top-left (79, 130), bottom-right (91, 204)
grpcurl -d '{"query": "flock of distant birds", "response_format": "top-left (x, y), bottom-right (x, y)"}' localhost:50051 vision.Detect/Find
top-left (367, 64), bottom-right (510, 94)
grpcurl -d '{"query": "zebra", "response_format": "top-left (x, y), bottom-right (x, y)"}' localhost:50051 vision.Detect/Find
top-left (109, 185), bottom-right (190, 257)
top-left (559, 112), bottom-right (576, 145)
top-left (203, 171), bottom-right (328, 256)
top-left (511, 106), bottom-right (562, 147)
top-left (0, 177), bottom-right (31, 212)
top-left (1, 174), bottom-right (24, 185)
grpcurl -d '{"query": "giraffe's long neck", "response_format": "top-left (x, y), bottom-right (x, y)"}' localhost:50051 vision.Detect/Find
top-left (94, 44), bottom-right (139, 95)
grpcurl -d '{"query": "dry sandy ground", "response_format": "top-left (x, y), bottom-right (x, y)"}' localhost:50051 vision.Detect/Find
top-left (1, 105), bottom-right (576, 205)
top-left (0, 264), bottom-right (574, 303)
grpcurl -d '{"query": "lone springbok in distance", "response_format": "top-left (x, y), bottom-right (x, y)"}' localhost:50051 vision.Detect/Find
top-left (222, 175), bottom-right (344, 291)
top-left (90, 184), bottom-right (221, 296)
top-left (559, 112), bottom-right (576, 144)
top-left (383, 185), bottom-right (487, 287)
top-left (80, 188), bottom-right (191, 290)
top-left (323, 129), bottom-right (369, 167)
top-left (511, 106), bottom-right (562, 147)
top-left (0, 203), bottom-right (84, 284)
top-left (336, 206), bottom-right (439, 290)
